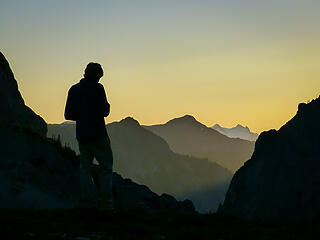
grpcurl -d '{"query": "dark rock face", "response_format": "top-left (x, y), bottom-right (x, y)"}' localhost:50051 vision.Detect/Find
top-left (220, 97), bottom-right (320, 219)
top-left (0, 52), bottom-right (194, 212)
top-left (0, 52), bottom-right (47, 136)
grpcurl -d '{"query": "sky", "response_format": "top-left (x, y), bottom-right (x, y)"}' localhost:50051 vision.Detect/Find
top-left (1, 0), bottom-right (319, 133)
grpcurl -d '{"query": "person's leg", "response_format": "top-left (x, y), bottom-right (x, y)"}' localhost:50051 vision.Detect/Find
top-left (91, 137), bottom-right (113, 208)
top-left (78, 141), bottom-right (96, 201)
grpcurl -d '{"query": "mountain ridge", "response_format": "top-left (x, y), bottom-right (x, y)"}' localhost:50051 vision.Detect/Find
top-left (212, 123), bottom-right (259, 141)
top-left (145, 115), bottom-right (255, 172)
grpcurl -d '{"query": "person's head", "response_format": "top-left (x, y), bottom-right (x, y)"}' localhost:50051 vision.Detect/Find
top-left (84, 62), bottom-right (104, 81)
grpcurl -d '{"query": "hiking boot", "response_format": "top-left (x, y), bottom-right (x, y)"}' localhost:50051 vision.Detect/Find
top-left (97, 202), bottom-right (114, 212)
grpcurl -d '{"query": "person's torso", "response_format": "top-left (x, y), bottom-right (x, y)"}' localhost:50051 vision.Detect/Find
top-left (71, 79), bottom-right (107, 141)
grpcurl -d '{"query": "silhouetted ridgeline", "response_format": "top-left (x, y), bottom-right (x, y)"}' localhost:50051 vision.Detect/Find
top-left (220, 97), bottom-right (320, 219)
top-left (0, 52), bottom-right (194, 212)
top-left (48, 117), bottom-right (233, 212)
top-left (145, 115), bottom-right (255, 172)
top-left (0, 52), bottom-right (46, 136)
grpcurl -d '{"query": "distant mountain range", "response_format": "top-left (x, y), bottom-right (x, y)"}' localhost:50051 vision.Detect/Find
top-left (48, 118), bottom-right (233, 212)
top-left (145, 115), bottom-right (255, 172)
top-left (212, 124), bottom-right (259, 141)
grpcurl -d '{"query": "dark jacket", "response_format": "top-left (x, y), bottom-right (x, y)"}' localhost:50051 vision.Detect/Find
top-left (64, 78), bottom-right (110, 142)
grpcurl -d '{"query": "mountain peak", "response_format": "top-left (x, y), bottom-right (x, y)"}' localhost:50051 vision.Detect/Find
top-left (182, 114), bottom-right (196, 120)
top-left (166, 115), bottom-right (199, 125)
top-left (120, 117), bottom-right (140, 126)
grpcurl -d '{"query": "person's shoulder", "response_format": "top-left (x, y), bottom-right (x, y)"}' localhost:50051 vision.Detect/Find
top-left (68, 81), bottom-right (81, 93)
top-left (97, 82), bottom-right (105, 88)
top-left (97, 83), bottom-right (106, 91)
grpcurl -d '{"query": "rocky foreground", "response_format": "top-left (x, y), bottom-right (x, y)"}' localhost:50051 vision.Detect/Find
top-left (1, 209), bottom-right (320, 239)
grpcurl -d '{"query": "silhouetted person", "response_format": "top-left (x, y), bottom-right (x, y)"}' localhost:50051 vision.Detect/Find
top-left (64, 62), bottom-right (113, 209)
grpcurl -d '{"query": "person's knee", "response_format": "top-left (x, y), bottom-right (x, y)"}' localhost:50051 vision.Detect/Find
top-left (80, 164), bottom-right (92, 174)
top-left (99, 164), bottom-right (112, 174)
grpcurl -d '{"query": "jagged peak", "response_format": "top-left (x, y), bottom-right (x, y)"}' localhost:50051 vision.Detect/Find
top-left (234, 124), bottom-right (250, 130)
top-left (213, 123), bottom-right (250, 131)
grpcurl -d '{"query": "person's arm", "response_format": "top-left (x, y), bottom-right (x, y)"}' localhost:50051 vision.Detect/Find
top-left (98, 84), bottom-right (110, 117)
top-left (64, 87), bottom-right (77, 120)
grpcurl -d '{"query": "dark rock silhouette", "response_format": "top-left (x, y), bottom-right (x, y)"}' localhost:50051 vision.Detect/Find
top-left (220, 97), bottom-right (320, 219)
top-left (0, 52), bottom-right (194, 212)
top-left (145, 115), bottom-right (255, 172)
top-left (48, 117), bottom-right (233, 212)
top-left (0, 52), bottom-right (47, 136)
top-left (212, 124), bottom-right (259, 141)
top-left (111, 170), bottom-right (194, 211)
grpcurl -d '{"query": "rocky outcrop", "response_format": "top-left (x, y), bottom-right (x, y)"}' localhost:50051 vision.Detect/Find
top-left (0, 52), bottom-right (194, 212)
top-left (111, 171), bottom-right (194, 212)
top-left (220, 97), bottom-right (320, 219)
top-left (0, 52), bottom-right (47, 136)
